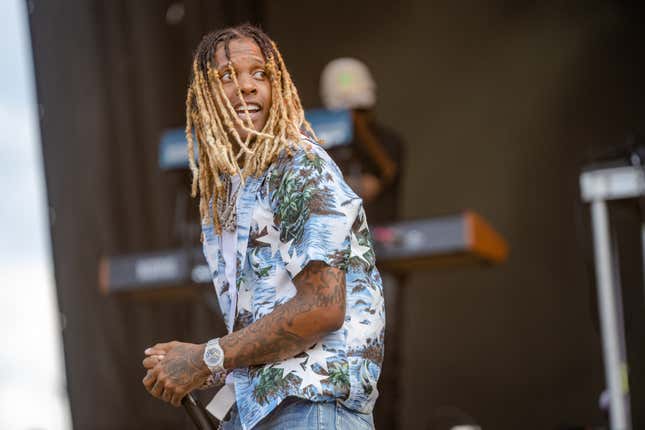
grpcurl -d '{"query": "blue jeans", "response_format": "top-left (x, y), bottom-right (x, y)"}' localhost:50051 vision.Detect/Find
top-left (221, 397), bottom-right (375, 430)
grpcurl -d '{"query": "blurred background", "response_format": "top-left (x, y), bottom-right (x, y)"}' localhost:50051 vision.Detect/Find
top-left (4, 0), bottom-right (645, 429)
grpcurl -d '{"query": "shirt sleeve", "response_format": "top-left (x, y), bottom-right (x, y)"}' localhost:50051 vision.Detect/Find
top-left (269, 142), bottom-right (362, 278)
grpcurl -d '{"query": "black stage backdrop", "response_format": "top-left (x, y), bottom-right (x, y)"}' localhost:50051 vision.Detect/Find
top-left (27, 1), bottom-right (262, 428)
top-left (28, 0), bottom-right (645, 429)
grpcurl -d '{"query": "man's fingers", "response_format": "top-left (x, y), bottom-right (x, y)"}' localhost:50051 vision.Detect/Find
top-left (142, 371), bottom-right (156, 391)
top-left (144, 341), bottom-right (175, 355)
top-left (161, 388), bottom-right (173, 403)
top-left (153, 341), bottom-right (172, 350)
top-left (170, 391), bottom-right (186, 407)
top-left (150, 379), bottom-right (164, 398)
top-left (142, 355), bottom-right (164, 369)
top-left (144, 346), bottom-right (167, 356)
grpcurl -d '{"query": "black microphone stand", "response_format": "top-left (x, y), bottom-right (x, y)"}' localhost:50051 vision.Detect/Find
top-left (182, 392), bottom-right (219, 430)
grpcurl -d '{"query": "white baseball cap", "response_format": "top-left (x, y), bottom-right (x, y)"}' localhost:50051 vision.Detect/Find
top-left (320, 57), bottom-right (376, 110)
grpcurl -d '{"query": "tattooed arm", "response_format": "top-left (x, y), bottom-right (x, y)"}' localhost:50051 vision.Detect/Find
top-left (220, 260), bottom-right (346, 369)
top-left (142, 260), bottom-right (345, 406)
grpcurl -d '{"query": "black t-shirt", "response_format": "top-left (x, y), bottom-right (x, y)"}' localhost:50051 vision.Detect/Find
top-left (326, 120), bottom-right (404, 225)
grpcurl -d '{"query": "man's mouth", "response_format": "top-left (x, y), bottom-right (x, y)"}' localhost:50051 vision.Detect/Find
top-left (234, 103), bottom-right (261, 121)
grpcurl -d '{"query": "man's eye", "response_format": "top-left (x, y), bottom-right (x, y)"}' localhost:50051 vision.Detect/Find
top-left (220, 72), bottom-right (232, 82)
top-left (253, 70), bottom-right (266, 79)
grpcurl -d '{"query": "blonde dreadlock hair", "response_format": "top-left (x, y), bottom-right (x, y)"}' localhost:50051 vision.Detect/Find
top-left (186, 24), bottom-right (317, 232)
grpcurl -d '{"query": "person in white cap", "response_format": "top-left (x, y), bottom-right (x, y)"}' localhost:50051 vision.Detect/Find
top-left (320, 58), bottom-right (404, 225)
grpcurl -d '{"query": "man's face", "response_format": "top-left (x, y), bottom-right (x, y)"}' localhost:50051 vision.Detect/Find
top-left (214, 37), bottom-right (272, 142)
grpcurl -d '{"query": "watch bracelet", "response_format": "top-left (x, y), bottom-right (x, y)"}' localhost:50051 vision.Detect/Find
top-left (198, 368), bottom-right (228, 390)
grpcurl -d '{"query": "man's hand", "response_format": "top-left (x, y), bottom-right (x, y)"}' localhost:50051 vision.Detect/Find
top-left (346, 173), bottom-right (382, 203)
top-left (142, 341), bottom-right (210, 407)
top-left (359, 173), bottom-right (382, 203)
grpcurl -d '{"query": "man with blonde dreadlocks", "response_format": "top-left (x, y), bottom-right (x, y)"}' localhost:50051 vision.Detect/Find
top-left (142, 24), bottom-right (385, 430)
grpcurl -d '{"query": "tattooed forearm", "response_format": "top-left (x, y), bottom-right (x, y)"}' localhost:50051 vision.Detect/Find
top-left (220, 261), bottom-right (345, 369)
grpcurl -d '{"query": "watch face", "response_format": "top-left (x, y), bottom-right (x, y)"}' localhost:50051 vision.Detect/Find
top-left (205, 340), bottom-right (224, 368)
top-left (205, 347), bottom-right (222, 364)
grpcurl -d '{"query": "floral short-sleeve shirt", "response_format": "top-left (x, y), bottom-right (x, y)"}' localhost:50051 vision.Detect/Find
top-left (201, 137), bottom-right (385, 430)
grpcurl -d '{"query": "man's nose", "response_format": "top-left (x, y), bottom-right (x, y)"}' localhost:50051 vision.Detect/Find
top-left (238, 74), bottom-right (257, 95)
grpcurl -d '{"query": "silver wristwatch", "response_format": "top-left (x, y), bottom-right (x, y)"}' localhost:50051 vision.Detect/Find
top-left (203, 338), bottom-right (226, 373)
